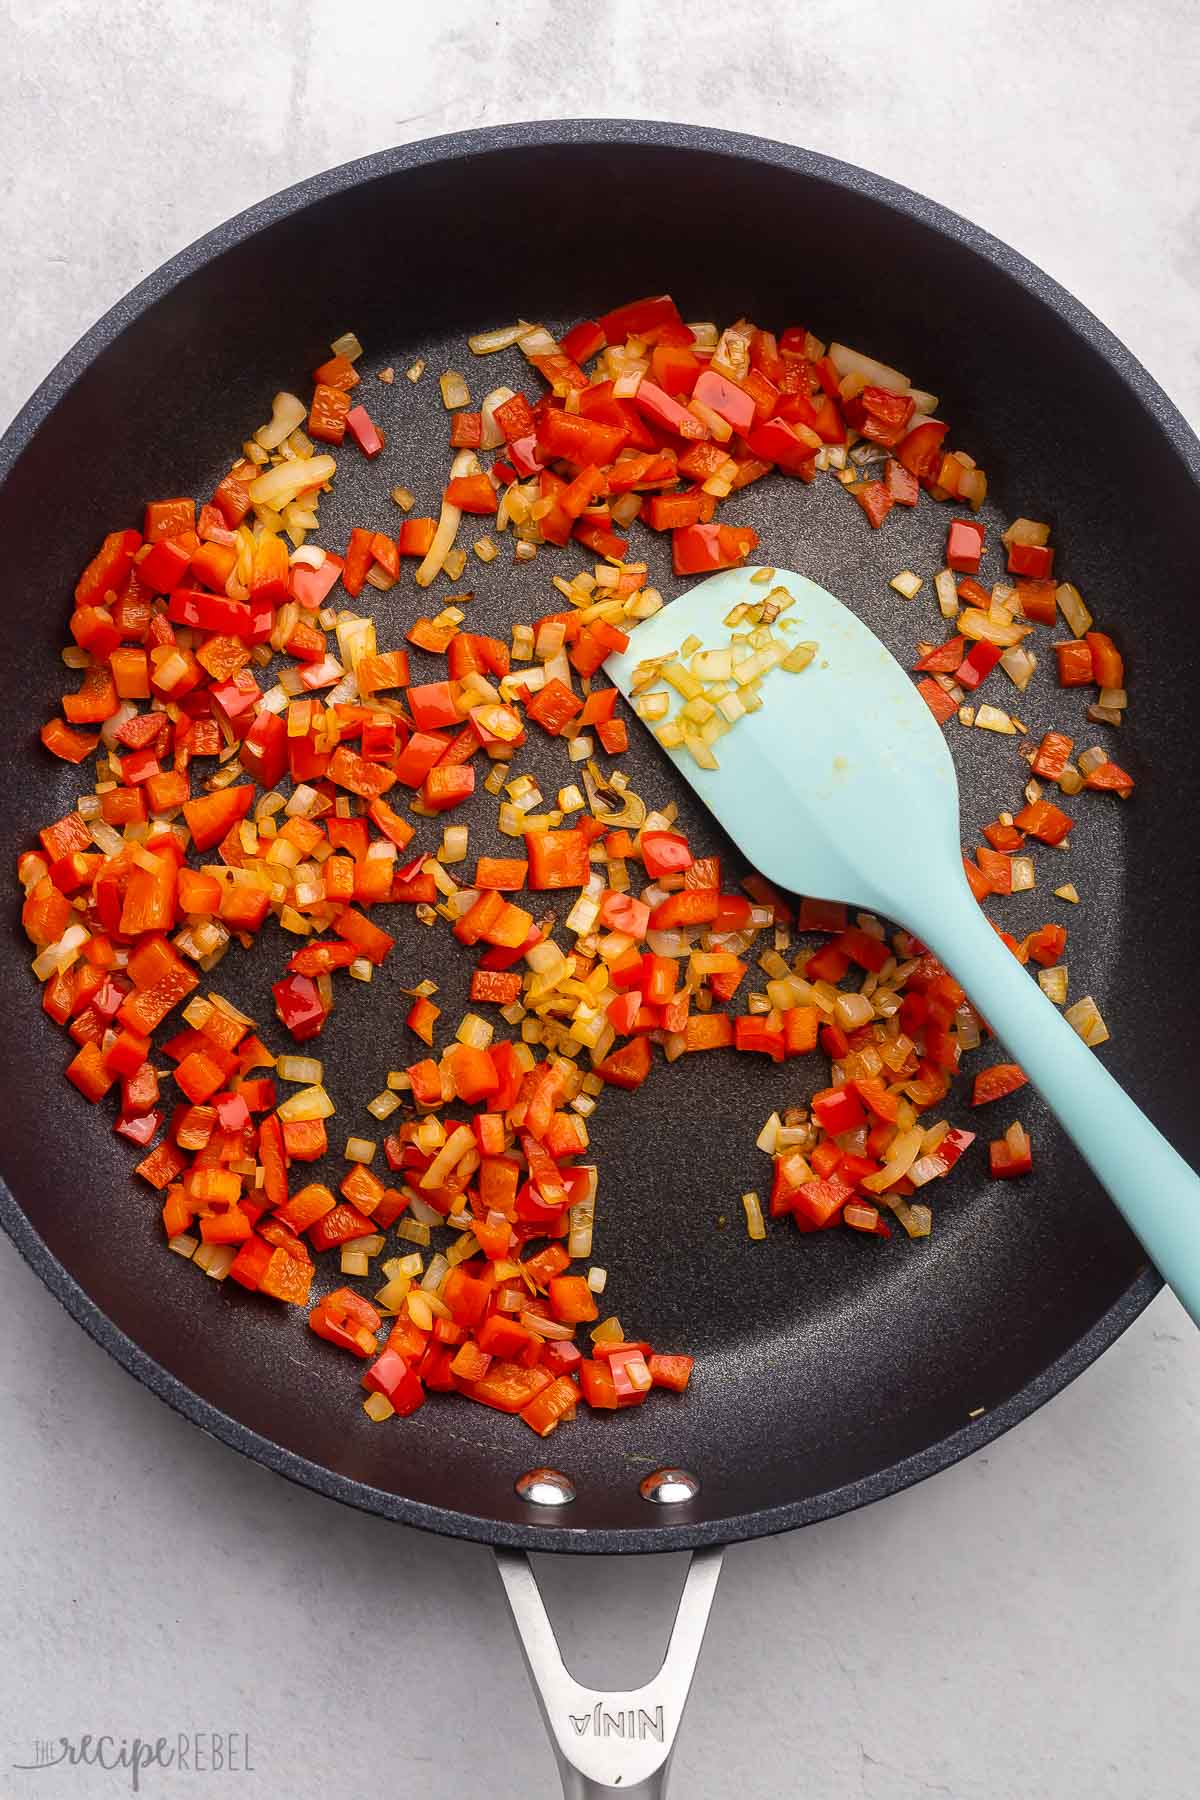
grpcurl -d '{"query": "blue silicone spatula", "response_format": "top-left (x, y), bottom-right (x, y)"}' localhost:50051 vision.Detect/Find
top-left (605, 565), bottom-right (1200, 1321)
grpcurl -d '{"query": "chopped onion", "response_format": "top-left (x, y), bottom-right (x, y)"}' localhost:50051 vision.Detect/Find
top-left (468, 323), bottom-right (526, 355)
top-left (1001, 516), bottom-right (1050, 548)
top-left (255, 391), bottom-right (307, 452)
top-left (1055, 583), bottom-right (1093, 638)
top-left (828, 341), bottom-right (910, 394)
top-left (439, 370), bottom-right (470, 409)
top-left (344, 1136), bottom-right (376, 1164)
top-left (1000, 645), bottom-right (1038, 691)
top-left (1038, 965), bottom-right (1068, 1004)
top-left (415, 449), bottom-right (478, 588)
top-left (834, 992), bottom-right (874, 1031)
top-left (480, 386), bottom-right (516, 448)
top-left (896, 1202), bottom-right (933, 1240)
top-left (522, 1310), bottom-right (574, 1341)
top-left (419, 1124), bottom-right (474, 1190)
top-left (456, 1012), bottom-right (494, 1050)
top-left (889, 570), bottom-right (922, 600)
top-left (1065, 994), bottom-right (1110, 1046)
top-left (861, 1127), bottom-right (924, 1194)
top-left (738, 1190), bottom-right (766, 1241)
top-left (756, 1112), bottom-right (781, 1155)
top-left (277, 1054), bottom-right (322, 1084)
top-left (934, 569), bottom-right (959, 619)
top-left (195, 1243), bottom-right (237, 1280)
top-left (277, 1083), bottom-right (334, 1123)
top-left (958, 608), bottom-right (1031, 648)
top-left (248, 455), bottom-right (336, 511)
top-left (420, 1252), bottom-right (450, 1295)
top-left (289, 543), bottom-right (326, 570)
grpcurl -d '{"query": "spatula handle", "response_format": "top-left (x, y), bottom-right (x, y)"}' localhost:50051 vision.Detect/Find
top-left (912, 879), bottom-right (1200, 1325)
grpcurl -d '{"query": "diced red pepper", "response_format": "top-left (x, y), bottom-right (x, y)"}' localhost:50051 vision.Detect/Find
top-left (344, 406), bottom-right (384, 457)
top-left (956, 640), bottom-right (1002, 691)
top-left (946, 519), bottom-right (985, 573)
top-left (1055, 641), bottom-right (1094, 687)
top-left (1007, 541), bottom-right (1054, 579)
top-left (672, 521), bottom-right (758, 575)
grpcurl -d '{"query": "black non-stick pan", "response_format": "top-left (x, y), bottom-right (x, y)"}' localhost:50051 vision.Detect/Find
top-left (2, 122), bottom-right (1197, 1796)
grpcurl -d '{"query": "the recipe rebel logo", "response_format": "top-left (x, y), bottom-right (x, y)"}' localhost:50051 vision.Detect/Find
top-left (11, 1733), bottom-right (254, 1791)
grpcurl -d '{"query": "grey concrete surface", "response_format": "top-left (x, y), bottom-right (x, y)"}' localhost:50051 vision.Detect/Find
top-left (1, 3), bottom-right (1198, 1796)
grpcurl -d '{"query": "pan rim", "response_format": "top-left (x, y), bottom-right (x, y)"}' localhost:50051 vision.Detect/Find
top-left (0, 118), bottom-right (1189, 1553)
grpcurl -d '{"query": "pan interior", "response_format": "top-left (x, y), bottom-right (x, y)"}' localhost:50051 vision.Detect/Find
top-left (1, 132), bottom-right (1192, 1546)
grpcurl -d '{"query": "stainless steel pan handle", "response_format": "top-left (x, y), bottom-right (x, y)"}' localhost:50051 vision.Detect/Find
top-left (495, 1546), bottom-right (724, 1798)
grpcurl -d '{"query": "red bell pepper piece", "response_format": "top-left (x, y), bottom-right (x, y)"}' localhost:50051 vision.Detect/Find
top-left (1031, 731), bottom-right (1074, 781)
top-left (972, 1064), bottom-right (1029, 1107)
top-left (1016, 578), bottom-right (1058, 625)
top-left (917, 678), bottom-right (958, 724)
top-left (989, 1124), bottom-right (1033, 1178)
top-left (523, 680), bottom-right (582, 741)
top-left (309, 1287), bottom-right (382, 1357)
top-left (445, 473), bottom-right (498, 514)
top-left (946, 519), bottom-right (985, 573)
top-left (536, 408), bottom-right (627, 468)
top-left (182, 784), bottom-right (254, 851)
top-left (239, 710), bottom-right (287, 789)
top-left (75, 528), bottom-right (141, 607)
top-left (956, 640), bottom-right (1002, 691)
top-left (361, 1350), bottom-right (426, 1415)
top-left (810, 1085), bottom-right (867, 1135)
top-left (1013, 799), bottom-right (1074, 845)
top-left (734, 1012), bottom-right (786, 1062)
top-left (1054, 640), bottom-right (1094, 687)
top-left (1085, 631), bottom-right (1124, 688)
top-left (692, 368), bottom-right (755, 434)
top-left (674, 519), bottom-right (760, 578)
top-left (597, 294), bottom-right (687, 343)
top-left (1026, 923), bottom-right (1067, 966)
top-left (894, 419), bottom-right (948, 479)
top-left (343, 406), bottom-right (384, 456)
top-left (594, 1037), bottom-right (653, 1090)
top-left (745, 414), bottom-right (820, 473)
top-left (792, 1176), bottom-right (854, 1230)
top-left (849, 481), bottom-right (894, 529)
top-left (525, 829), bottom-right (590, 890)
top-left (1007, 541), bottom-right (1054, 579)
top-left (387, 730), bottom-right (445, 788)
top-left (422, 763), bottom-right (475, 812)
top-left (559, 319), bottom-right (605, 364)
top-left (272, 973), bottom-right (327, 1042)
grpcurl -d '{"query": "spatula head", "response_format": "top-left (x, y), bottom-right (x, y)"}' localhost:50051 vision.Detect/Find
top-left (605, 567), bottom-right (963, 921)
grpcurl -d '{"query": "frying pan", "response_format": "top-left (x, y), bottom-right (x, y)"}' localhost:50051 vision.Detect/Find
top-left (2, 121), bottom-right (1197, 1797)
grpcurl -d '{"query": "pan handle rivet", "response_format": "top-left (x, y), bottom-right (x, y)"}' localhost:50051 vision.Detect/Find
top-left (640, 1467), bottom-right (701, 1504)
top-left (515, 1467), bottom-right (576, 1506)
